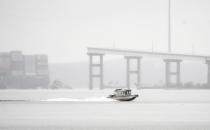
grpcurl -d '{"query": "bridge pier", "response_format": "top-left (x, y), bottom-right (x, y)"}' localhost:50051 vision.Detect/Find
top-left (88, 53), bottom-right (104, 90)
top-left (164, 59), bottom-right (182, 87)
top-left (125, 56), bottom-right (142, 89)
top-left (206, 60), bottom-right (210, 86)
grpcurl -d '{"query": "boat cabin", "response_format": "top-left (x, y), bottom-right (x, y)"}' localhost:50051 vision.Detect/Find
top-left (114, 89), bottom-right (131, 96)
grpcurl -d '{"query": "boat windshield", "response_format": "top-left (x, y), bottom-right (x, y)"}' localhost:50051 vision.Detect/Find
top-left (115, 89), bottom-right (131, 96)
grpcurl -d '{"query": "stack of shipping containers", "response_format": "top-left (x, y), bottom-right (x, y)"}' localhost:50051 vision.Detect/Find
top-left (36, 55), bottom-right (49, 87)
top-left (0, 51), bottom-right (49, 89)
top-left (36, 55), bottom-right (48, 76)
top-left (24, 55), bottom-right (36, 76)
top-left (0, 53), bottom-right (10, 88)
top-left (9, 51), bottom-right (25, 88)
top-left (10, 51), bottom-right (24, 76)
top-left (23, 55), bottom-right (37, 88)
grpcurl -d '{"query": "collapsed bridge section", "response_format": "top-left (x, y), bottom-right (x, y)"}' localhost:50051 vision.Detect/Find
top-left (87, 47), bottom-right (210, 89)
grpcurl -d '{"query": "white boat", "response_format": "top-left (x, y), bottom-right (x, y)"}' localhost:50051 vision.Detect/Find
top-left (107, 89), bottom-right (138, 101)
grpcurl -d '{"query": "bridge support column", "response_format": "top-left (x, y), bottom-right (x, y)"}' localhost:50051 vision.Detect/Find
top-left (88, 53), bottom-right (104, 90)
top-left (206, 60), bottom-right (210, 86)
top-left (125, 56), bottom-right (142, 89)
top-left (164, 59), bottom-right (182, 87)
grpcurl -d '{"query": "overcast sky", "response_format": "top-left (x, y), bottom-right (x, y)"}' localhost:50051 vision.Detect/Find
top-left (0, 0), bottom-right (210, 63)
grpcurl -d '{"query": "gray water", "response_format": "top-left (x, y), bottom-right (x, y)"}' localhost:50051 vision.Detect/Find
top-left (1, 89), bottom-right (210, 130)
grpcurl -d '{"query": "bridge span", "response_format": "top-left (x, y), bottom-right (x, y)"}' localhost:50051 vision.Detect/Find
top-left (87, 47), bottom-right (210, 89)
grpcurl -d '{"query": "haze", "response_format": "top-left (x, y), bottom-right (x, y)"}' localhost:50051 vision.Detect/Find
top-left (0, 0), bottom-right (210, 63)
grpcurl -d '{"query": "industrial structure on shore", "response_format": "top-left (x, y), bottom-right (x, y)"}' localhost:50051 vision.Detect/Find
top-left (0, 51), bottom-right (49, 89)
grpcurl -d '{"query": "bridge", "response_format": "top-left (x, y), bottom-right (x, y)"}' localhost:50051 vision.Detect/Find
top-left (87, 47), bottom-right (210, 89)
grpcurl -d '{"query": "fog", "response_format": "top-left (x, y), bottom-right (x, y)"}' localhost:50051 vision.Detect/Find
top-left (1, 1), bottom-right (210, 130)
top-left (0, 0), bottom-right (210, 63)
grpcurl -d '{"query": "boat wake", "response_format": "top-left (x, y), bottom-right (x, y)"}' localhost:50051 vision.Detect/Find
top-left (43, 97), bottom-right (116, 102)
top-left (0, 97), bottom-right (115, 102)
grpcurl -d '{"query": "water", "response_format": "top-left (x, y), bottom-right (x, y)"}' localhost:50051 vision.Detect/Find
top-left (1, 89), bottom-right (210, 130)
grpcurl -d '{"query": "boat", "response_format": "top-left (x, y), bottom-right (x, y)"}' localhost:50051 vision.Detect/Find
top-left (107, 89), bottom-right (138, 101)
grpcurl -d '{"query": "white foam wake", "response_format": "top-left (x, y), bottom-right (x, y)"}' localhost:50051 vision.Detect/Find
top-left (43, 97), bottom-right (115, 102)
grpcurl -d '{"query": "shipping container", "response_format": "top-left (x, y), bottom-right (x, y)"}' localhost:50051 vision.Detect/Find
top-left (36, 55), bottom-right (49, 75)
top-left (10, 51), bottom-right (24, 76)
top-left (10, 61), bottom-right (24, 76)
top-left (10, 51), bottom-right (23, 61)
top-left (36, 55), bottom-right (48, 61)
top-left (0, 53), bottom-right (10, 74)
top-left (24, 55), bottom-right (36, 75)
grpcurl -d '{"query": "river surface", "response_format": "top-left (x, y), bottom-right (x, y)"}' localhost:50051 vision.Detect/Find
top-left (1, 89), bottom-right (210, 130)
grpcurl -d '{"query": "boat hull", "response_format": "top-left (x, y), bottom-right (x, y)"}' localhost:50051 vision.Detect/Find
top-left (108, 95), bottom-right (138, 101)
